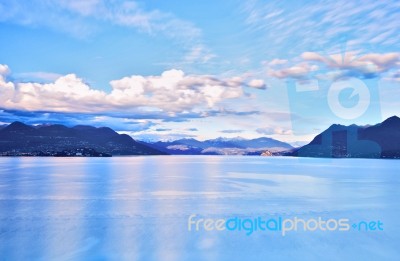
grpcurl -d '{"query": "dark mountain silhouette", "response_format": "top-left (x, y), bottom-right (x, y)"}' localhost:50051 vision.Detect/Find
top-left (0, 122), bottom-right (166, 156)
top-left (289, 116), bottom-right (400, 159)
top-left (145, 137), bottom-right (293, 155)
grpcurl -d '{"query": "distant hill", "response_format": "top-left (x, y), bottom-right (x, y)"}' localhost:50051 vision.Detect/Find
top-left (0, 122), bottom-right (166, 156)
top-left (144, 137), bottom-right (293, 155)
top-left (288, 116), bottom-right (400, 159)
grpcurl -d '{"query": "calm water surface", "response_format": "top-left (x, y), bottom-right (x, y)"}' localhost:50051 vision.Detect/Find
top-left (0, 156), bottom-right (399, 261)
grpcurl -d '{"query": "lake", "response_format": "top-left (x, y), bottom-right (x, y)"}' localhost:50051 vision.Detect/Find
top-left (0, 156), bottom-right (399, 261)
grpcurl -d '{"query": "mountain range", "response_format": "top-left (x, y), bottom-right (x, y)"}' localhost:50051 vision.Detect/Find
top-left (144, 137), bottom-right (293, 155)
top-left (1, 116), bottom-right (399, 158)
top-left (0, 122), bottom-right (165, 156)
top-left (288, 116), bottom-right (400, 159)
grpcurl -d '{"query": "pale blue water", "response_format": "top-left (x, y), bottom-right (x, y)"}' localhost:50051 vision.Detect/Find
top-left (0, 156), bottom-right (399, 261)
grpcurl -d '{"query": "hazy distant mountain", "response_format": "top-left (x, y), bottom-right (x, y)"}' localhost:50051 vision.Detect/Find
top-left (289, 141), bottom-right (309, 148)
top-left (145, 137), bottom-right (293, 155)
top-left (0, 122), bottom-right (165, 156)
top-left (288, 116), bottom-right (400, 159)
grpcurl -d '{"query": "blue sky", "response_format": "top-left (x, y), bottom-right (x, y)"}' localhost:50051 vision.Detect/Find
top-left (0, 0), bottom-right (399, 143)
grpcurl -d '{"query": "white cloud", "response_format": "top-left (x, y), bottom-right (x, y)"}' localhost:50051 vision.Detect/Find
top-left (267, 59), bottom-right (288, 66)
top-left (0, 65), bottom-right (14, 94)
top-left (183, 45), bottom-right (216, 64)
top-left (0, 1), bottom-right (202, 42)
top-left (241, 0), bottom-right (400, 52)
top-left (0, 64), bottom-right (252, 116)
top-left (301, 51), bottom-right (400, 74)
top-left (268, 63), bottom-right (318, 79)
top-left (268, 51), bottom-right (400, 80)
top-left (106, 1), bottom-right (201, 41)
top-left (0, 64), bottom-right (10, 76)
top-left (58, 0), bottom-right (101, 16)
top-left (256, 127), bottom-right (293, 135)
top-left (220, 129), bottom-right (243, 134)
top-left (0, 1), bottom-right (213, 65)
top-left (247, 79), bottom-right (266, 89)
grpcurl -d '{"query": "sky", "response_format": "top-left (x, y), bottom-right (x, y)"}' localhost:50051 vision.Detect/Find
top-left (0, 0), bottom-right (399, 143)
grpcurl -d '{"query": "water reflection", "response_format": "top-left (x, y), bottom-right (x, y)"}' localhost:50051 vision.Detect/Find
top-left (0, 156), bottom-right (399, 260)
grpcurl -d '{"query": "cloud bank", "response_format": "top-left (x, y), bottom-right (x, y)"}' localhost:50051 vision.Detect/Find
top-left (267, 52), bottom-right (400, 81)
top-left (243, 0), bottom-right (400, 52)
top-left (0, 65), bottom-right (265, 121)
top-left (0, 0), bottom-right (200, 41)
top-left (256, 127), bottom-right (293, 136)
